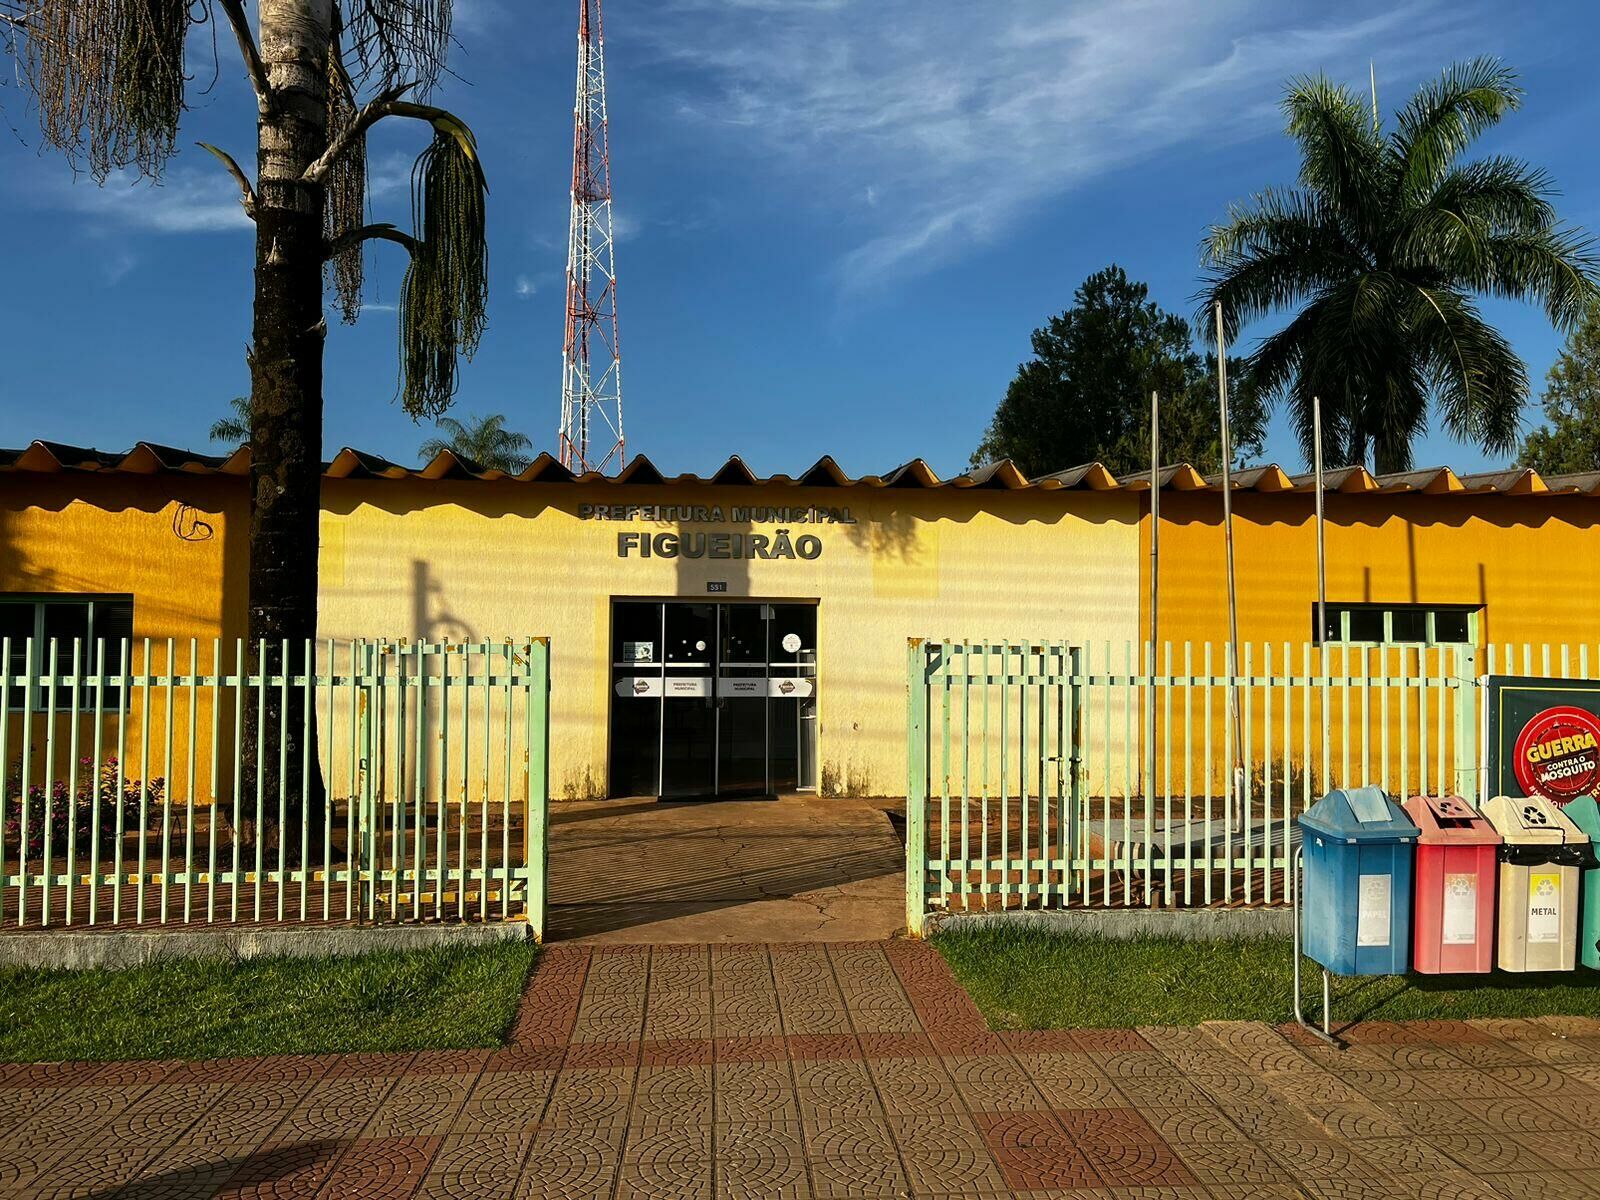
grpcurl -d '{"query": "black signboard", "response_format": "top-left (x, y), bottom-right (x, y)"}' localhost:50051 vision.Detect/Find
top-left (1484, 674), bottom-right (1600, 808)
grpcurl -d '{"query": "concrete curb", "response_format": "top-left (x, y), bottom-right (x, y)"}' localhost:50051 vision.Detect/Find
top-left (0, 922), bottom-right (530, 971)
top-left (929, 907), bottom-right (1294, 941)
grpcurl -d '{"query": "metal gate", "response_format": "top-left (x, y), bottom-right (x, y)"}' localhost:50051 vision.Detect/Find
top-left (907, 637), bottom-right (1485, 933)
top-left (1, 637), bottom-right (551, 936)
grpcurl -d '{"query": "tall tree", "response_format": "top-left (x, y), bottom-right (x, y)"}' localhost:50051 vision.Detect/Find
top-left (1202, 59), bottom-right (1598, 474)
top-left (210, 397), bottom-right (254, 446)
top-left (972, 266), bottom-right (1265, 478)
top-left (1, 1), bottom-right (490, 853)
top-left (420, 413), bottom-right (534, 473)
top-left (1518, 302), bottom-right (1600, 474)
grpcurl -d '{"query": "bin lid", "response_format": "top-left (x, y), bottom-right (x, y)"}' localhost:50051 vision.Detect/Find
top-left (1402, 795), bottom-right (1502, 846)
top-left (1298, 787), bottom-right (1420, 843)
top-left (1480, 794), bottom-right (1592, 845)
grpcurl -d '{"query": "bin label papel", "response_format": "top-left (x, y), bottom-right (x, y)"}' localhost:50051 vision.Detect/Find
top-left (1528, 872), bottom-right (1562, 943)
top-left (1357, 874), bottom-right (1391, 947)
top-left (1442, 873), bottom-right (1478, 945)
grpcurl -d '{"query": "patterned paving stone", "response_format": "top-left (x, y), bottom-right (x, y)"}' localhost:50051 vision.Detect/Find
top-left (1303, 1100), bottom-right (1412, 1140)
top-left (1140, 1105), bottom-right (1247, 1145)
top-left (715, 1120), bottom-right (810, 1200)
top-left (890, 1113), bottom-right (1009, 1193)
top-left (1346, 1135), bottom-right (1462, 1176)
top-left (795, 1076), bottom-right (884, 1122)
top-left (543, 1067), bottom-right (636, 1126)
top-left (364, 1078), bottom-right (475, 1137)
top-left (1477, 1170), bottom-right (1600, 1200)
top-left (1259, 1067), bottom-right (1368, 1104)
top-left (633, 1064), bottom-right (714, 1123)
top-left (947, 1054), bottom-right (1047, 1111)
top-left (211, 1139), bottom-right (345, 1199)
top-left (973, 1109), bottom-right (1100, 1191)
top-left (1173, 1137), bottom-right (1296, 1185)
top-left (18, 1140), bottom-right (162, 1200)
top-left (1430, 1131), bottom-right (1558, 1174)
top-left (1111, 1070), bottom-right (1216, 1107)
top-left (316, 1136), bottom-right (441, 1200)
top-left (867, 1055), bottom-right (962, 1115)
top-left (11, 937), bottom-right (1600, 1200)
top-left (520, 1124), bottom-right (624, 1200)
top-left (615, 1123), bottom-right (712, 1200)
top-left (1387, 1171), bottom-right (1505, 1200)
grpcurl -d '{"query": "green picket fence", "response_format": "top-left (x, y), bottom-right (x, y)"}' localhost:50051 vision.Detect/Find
top-left (906, 637), bottom-right (1506, 934)
top-left (0, 637), bottom-right (550, 936)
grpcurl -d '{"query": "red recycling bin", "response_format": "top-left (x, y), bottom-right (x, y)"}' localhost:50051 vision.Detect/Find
top-left (1404, 795), bottom-right (1501, 974)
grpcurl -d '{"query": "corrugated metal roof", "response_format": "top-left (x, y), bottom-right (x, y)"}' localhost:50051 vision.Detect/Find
top-left (4, 441), bottom-right (1600, 496)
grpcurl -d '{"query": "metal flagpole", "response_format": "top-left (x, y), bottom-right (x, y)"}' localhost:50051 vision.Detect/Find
top-left (1149, 391), bottom-right (1160, 885)
top-left (1150, 390), bottom-right (1160, 659)
top-left (1214, 302), bottom-right (1245, 819)
top-left (1313, 394), bottom-right (1327, 640)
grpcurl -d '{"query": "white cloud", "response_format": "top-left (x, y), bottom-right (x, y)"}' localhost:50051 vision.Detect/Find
top-left (101, 249), bottom-right (139, 285)
top-left (640, 0), bottom-right (1476, 290)
top-left (54, 166), bottom-right (252, 234)
top-left (515, 270), bottom-right (558, 300)
top-left (366, 150), bottom-right (414, 202)
top-left (611, 210), bottom-right (642, 242)
top-left (452, 0), bottom-right (509, 38)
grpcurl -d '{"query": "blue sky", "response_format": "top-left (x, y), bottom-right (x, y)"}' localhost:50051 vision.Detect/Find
top-left (2, 0), bottom-right (1598, 479)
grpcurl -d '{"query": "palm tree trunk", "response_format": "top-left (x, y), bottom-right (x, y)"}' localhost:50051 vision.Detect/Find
top-left (240, 0), bottom-right (332, 861)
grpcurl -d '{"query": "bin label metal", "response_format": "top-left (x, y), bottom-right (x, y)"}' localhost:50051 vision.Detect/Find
top-left (1357, 873), bottom-right (1392, 947)
top-left (1528, 872), bottom-right (1562, 943)
top-left (1442, 872), bottom-right (1477, 945)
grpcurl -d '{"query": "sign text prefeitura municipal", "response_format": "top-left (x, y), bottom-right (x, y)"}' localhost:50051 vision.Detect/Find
top-left (579, 504), bottom-right (857, 561)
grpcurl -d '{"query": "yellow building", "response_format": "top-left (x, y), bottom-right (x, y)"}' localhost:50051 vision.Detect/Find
top-left (2, 443), bottom-right (1140, 803)
top-left (1143, 462), bottom-right (1600, 656)
top-left (8, 442), bottom-right (1600, 805)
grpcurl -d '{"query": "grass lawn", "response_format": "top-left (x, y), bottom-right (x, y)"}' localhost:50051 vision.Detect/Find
top-left (0, 940), bottom-right (539, 1062)
top-left (933, 926), bottom-right (1600, 1029)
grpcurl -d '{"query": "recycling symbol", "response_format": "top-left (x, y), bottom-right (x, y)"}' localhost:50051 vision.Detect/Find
top-left (1522, 804), bottom-right (1549, 826)
top-left (1535, 877), bottom-right (1557, 899)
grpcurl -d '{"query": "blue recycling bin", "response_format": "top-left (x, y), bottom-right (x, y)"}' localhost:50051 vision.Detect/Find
top-left (1298, 787), bottom-right (1420, 975)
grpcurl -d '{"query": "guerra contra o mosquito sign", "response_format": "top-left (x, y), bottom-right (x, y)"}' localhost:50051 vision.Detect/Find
top-left (1486, 676), bottom-right (1600, 808)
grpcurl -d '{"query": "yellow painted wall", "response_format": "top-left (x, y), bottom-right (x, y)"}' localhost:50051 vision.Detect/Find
top-left (0, 473), bottom-right (246, 794)
top-left (318, 480), bottom-right (1142, 799)
top-left (12, 468), bottom-right (1600, 808)
top-left (1143, 491), bottom-right (1600, 798)
top-left (1147, 491), bottom-right (1600, 650)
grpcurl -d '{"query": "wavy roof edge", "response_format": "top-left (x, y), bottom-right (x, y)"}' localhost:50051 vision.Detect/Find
top-left (3, 441), bottom-right (1599, 497)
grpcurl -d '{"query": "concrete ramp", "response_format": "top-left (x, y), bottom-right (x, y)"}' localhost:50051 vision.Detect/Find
top-left (548, 794), bottom-right (905, 943)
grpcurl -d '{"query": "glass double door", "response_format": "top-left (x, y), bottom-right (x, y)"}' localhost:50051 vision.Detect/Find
top-left (610, 600), bottom-right (817, 799)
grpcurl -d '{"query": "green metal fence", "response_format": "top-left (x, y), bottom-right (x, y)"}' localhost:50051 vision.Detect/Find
top-left (1, 637), bottom-right (550, 936)
top-left (906, 637), bottom-right (1501, 934)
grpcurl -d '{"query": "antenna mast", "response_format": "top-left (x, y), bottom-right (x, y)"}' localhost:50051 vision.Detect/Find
top-left (559, 0), bottom-right (624, 473)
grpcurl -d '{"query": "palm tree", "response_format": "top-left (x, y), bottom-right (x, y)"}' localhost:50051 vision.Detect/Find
top-left (209, 397), bottom-right (252, 447)
top-left (420, 413), bottom-right (534, 473)
top-left (1202, 59), bottom-right (1598, 472)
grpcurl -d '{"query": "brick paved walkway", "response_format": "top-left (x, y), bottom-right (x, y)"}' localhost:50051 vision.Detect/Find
top-left (5, 942), bottom-right (1600, 1198)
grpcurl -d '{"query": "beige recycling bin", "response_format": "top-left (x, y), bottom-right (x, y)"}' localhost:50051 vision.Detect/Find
top-left (1480, 794), bottom-right (1591, 972)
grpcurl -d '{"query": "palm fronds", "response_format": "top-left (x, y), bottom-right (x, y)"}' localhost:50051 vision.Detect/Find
top-left (209, 396), bottom-right (253, 446)
top-left (1202, 59), bottom-right (1599, 472)
top-left (419, 413), bottom-right (532, 473)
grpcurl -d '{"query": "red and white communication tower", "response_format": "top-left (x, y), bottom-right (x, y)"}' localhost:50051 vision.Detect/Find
top-left (558, 0), bottom-right (624, 474)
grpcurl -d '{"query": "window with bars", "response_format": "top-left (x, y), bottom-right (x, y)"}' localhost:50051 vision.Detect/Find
top-left (0, 595), bottom-right (134, 708)
top-left (1313, 603), bottom-right (1477, 647)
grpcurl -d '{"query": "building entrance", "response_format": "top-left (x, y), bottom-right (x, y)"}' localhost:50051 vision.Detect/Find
top-left (609, 600), bottom-right (818, 799)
